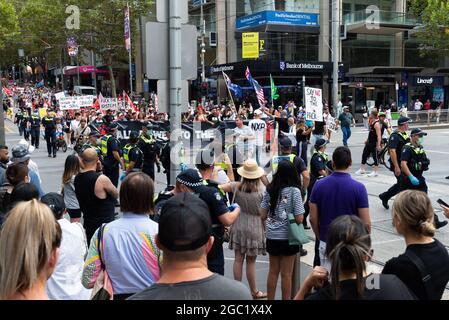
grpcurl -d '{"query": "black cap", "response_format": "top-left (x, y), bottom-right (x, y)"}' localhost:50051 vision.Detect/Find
top-left (411, 128), bottom-right (427, 137)
top-left (315, 138), bottom-right (328, 149)
top-left (89, 130), bottom-right (101, 138)
top-left (41, 192), bottom-right (66, 216)
top-left (280, 137), bottom-right (292, 148)
top-left (176, 169), bottom-right (204, 191)
top-left (398, 116), bottom-right (411, 125)
top-left (129, 131), bottom-right (139, 140)
top-left (158, 193), bottom-right (211, 252)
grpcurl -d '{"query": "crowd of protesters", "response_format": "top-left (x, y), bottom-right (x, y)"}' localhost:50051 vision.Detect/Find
top-left (1, 84), bottom-right (449, 301)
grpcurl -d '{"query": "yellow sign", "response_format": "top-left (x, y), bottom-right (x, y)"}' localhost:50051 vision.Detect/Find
top-left (242, 32), bottom-right (259, 59)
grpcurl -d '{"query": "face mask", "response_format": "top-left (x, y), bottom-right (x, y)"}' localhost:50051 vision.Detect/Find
top-left (418, 137), bottom-right (424, 145)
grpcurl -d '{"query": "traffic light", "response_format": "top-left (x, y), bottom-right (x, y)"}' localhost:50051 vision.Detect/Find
top-left (201, 82), bottom-right (208, 95)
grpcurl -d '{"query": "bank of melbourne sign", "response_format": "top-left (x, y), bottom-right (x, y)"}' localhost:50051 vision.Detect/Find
top-left (236, 11), bottom-right (319, 31)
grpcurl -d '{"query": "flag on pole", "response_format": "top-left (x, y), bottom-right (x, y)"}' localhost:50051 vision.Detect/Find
top-left (245, 67), bottom-right (265, 108)
top-left (123, 90), bottom-right (138, 112)
top-left (222, 71), bottom-right (242, 98)
top-left (270, 74), bottom-right (279, 101)
top-left (124, 4), bottom-right (131, 52)
top-left (36, 79), bottom-right (44, 88)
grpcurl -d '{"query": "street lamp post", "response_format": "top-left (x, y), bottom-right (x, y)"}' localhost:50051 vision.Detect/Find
top-left (200, 0), bottom-right (206, 107)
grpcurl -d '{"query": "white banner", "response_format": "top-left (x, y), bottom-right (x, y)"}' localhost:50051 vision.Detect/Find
top-left (100, 98), bottom-right (118, 110)
top-left (58, 95), bottom-right (95, 110)
top-left (54, 92), bottom-right (66, 100)
top-left (305, 87), bottom-right (323, 122)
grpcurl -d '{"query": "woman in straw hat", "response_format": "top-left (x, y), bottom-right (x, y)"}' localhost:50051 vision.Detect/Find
top-left (220, 159), bottom-right (267, 299)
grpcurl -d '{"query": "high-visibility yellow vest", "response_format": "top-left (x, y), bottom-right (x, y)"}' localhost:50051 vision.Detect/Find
top-left (100, 135), bottom-right (112, 156)
top-left (123, 144), bottom-right (141, 170)
top-left (272, 154), bottom-right (296, 173)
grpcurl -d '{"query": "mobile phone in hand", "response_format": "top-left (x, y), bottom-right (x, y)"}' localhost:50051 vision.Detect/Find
top-left (437, 199), bottom-right (449, 208)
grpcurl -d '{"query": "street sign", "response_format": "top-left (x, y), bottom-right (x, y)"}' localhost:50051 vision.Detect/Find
top-left (242, 32), bottom-right (259, 59)
top-left (157, 80), bottom-right (189, 113)
top-left (145, 22), bottom-right (197, 80)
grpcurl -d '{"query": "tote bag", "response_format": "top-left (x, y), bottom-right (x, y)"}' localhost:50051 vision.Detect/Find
top-left (287, 188), bottom-right (309, 246)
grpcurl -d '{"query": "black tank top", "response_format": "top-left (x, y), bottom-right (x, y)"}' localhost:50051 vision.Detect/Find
top-left (368, 120), bottom-right (379, 144)
top-left (74, 171), bottom-right (115, 225)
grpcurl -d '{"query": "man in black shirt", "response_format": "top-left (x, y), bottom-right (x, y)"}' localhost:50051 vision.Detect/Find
top-left (138, 122), bottom-right (161, 181)
top-left (29, 109), bottom-right (41, 148)
top-left (207, 107), bottom-right (221, 125)
top-left (173, 169), bottom-right (240, 276)
top-left (355, 111), bottom-right (382, 177)
top-left (42, 111), bottom-right (57, 158)
top-left (379, 116), bottom-right (410, 209)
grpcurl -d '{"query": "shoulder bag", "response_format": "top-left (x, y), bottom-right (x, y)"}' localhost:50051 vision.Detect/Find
top-left (287, 188), bottom-right (309, 246)
top-left (91, 223), bottom-right (114, 300)
top-left (405, 250), bottom-right (438, 300)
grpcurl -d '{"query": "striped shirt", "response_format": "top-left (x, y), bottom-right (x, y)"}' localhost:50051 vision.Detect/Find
top-left (260, 187), bottom-right (304, 240)
top-left (82, 213), bottom-right (162, 295)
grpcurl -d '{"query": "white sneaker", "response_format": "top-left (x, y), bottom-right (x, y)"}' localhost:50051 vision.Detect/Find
top-left (367, 172), bottom-right (378, 177)
top-left (355, 169), bottom-right (366, 175)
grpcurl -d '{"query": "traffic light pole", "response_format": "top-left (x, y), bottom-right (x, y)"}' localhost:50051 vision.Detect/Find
top-left (200, 0), bottom-right (206, 107)
top-left (169, 0), bottom-right (183, 184)
top-left (332, 0), bottom-right (340, 112)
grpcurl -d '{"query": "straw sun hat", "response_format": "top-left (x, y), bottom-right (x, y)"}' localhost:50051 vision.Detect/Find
top-left (237, 159), bottom-right (265, 180)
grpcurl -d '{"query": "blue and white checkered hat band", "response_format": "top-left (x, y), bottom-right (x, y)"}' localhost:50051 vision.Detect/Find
top-left (176, 177), bottom-right (203, 188)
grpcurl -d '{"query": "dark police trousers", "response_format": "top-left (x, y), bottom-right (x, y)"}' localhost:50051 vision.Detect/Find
top-left (400, 174), bottom-right (427, 193)
top-left (103, 161), bottom-right (119, 187)
top-left (30, 127), bottom-right (40, 148)
top-left (45, 131), bottom-right (56, 156)
top-left (383, 174), bottom-right (401, 201)
top-left (143, 164), bottom-right (155, 181)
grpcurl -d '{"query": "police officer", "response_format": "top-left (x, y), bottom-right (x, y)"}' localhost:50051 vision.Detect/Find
top-left (42, 111), bottom-right (57, 158)
top-left (29, 109), bottom-right (41, 148)
top-left (122, 131), bottom-right (143, 176)
top-left (100, 123), bottom-right (124, 187)
top-left (264, 137), bottom-right (310, 194)
top-left (400, 128), bottom-right (447, 229)
top-left (379, 116), bottom-right (410, 209)
top-left (14, 108), bottom-right (25, 137)
top-left (138, 122), bottom-right (161, 181)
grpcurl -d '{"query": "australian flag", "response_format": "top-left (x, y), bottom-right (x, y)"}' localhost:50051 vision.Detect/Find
top-left (222, 71), bottom-right (242, 98)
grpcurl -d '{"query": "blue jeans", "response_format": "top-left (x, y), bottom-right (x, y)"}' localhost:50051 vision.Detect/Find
top-left (342, 126), bottom-right (351, 146)
top-left (254, 145), bottom-right (262, 166)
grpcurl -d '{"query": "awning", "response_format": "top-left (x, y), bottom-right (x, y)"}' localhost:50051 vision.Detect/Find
top-left (347, 66), bottom-right (425, 75)
top-left (63, 66), bottom-right (109, 76)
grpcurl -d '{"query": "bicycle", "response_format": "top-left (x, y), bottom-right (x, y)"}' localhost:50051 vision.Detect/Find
top-left (366, 138), bottom-right (391, 170)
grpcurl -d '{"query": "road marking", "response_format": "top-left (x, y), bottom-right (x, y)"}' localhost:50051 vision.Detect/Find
top-left (426, 149), bottom-right (449, 155)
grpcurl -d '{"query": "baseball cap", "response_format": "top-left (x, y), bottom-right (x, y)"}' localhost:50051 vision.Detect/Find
top-left (378, 112), bottom-right (386, 117)
top-left (254, 109), bottom-right (263, 116)
top-left (343, 106), bottom-right (349, 110)
top-left (411, 128), bottom-right (427, 137)
top-left (129, 131), bottom-right (139, 140)
top-left (398, 116), bottom-right (411, 125)
top-left (41, 192), bottom-right (66, 217)
top-left (158, 193), bottom-right (211, 252)
top-left (89, 131), bottom-right (101, 138)
top-left (315, 138), bottom-right (328, 149)
top-left (280, 137), bottom-right (292, 148)
top-left (10, 145), bottom-right (30, 163)
top-left (176, 169), bottom-right (204, 191)
top-left (108, 122), bottom-right (118, 131)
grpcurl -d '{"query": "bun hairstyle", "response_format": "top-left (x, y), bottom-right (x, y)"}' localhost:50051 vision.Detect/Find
top-left (325, 215), bottom-right (372, 300)
top-left (393, 190), bottom-right (435, 237)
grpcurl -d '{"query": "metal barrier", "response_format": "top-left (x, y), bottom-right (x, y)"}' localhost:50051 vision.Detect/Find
top-left (395, 110), bottom-right (449, 127)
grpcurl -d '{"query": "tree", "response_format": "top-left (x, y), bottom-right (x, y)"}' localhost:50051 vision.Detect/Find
top-left (0, 0), bottom-right (19, 67)
top-left (409, 0), bottom-right (449, 57)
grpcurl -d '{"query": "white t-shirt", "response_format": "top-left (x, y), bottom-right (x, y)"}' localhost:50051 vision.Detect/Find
top-left (249, 119), bottom-right (266, 146)
top-left (414, 101), bottom-right (423, 111)
top-left (234, 125), bottom-right (254, 150)
top-left (70, 119), bottom-right (80, 131)
top-left (46, 219), bottom-right (92, 300)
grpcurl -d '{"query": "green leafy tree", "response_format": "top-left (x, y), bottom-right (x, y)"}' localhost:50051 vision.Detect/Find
top-left (0, 0), bottom-right (19, 69)
top-left (409, 0), bottom-right (449, 57)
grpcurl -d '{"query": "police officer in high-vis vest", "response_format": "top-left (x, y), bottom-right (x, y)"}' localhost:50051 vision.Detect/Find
top-left (379, 116), bottom-right (411, 209)
top-left (29, 109), bottom-right (41, 148)
top-left (264, 137), bottom-right (310, 194)
top-left (123, 131), bottom-right (143, 176)
top-left (138, 122), bottom-right (161, 181)
top-left (400, 128), bottom-right (447, 229)
top-left (42, 111), bottom-right (57, 158)
top-left (100, 123), bottom-right (124, 187)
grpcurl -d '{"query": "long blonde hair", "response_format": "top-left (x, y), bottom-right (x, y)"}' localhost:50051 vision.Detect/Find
top-left (0, 200), bottom-right (62, 299)
top-left (393, 190), bottom-right (435, 237)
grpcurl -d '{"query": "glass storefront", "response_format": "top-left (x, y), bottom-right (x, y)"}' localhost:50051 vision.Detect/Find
top-left (342, 34), bottom-right (392, 68)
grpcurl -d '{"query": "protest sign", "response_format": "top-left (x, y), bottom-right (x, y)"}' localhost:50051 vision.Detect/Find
top-left (100, 98), bottom-right (118, 110)
top-left (305, 87), bottom-right (323, 122)
top-left (58, 95), bottom-right (95, 110)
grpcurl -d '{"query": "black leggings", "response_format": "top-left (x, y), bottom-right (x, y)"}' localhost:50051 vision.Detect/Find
top-left (362, 143), bottom-right (378, 166)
